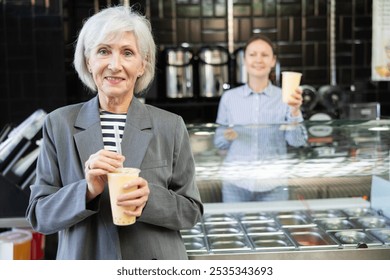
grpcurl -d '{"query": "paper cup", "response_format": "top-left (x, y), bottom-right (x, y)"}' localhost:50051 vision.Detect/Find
top-left (107, 167), bottom-right (140, 226)
top-left (282, 71), bottom-right (302, 103)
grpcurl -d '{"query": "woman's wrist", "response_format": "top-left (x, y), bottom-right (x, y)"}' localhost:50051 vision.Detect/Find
top-left (290, 107), bottom-right (302, 117)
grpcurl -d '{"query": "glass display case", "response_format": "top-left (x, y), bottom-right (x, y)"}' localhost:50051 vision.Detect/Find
top-left (185, 119), bottom-right (390, 259)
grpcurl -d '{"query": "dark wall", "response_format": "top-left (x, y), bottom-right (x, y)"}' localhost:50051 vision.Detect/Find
top-left (1, 0), bottom-right (389, 128)
top-left (147, 0), bottom-right (390, 121)
top-left (0, 0), bottom-right (67, 128)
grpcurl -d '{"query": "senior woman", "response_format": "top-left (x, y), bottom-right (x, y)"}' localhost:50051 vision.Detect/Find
top-left (26, 6), bottom-right (203, 260)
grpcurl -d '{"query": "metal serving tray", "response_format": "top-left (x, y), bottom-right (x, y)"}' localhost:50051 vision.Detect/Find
top-left (353, 217), bottom-right (390, 229)
top-left (287, 227), bottom-right (339, 249)
top-left (276, 213), bottom-right (315, 228)
top-left (368, 229), bottom-right (390, 244)
top-left (343, 208), bottom-right (378, 218)
top-left (331, 230), bottom-right (383, 248)
top-left (203, 213), bottom-right (238, 223)
top-left (248, 232), bottom-right (296, 251)
top-left (180, 223), bottom-right (204, 236)
top-left (315, 218), bottom-right (357, 231)
top-left (309, 209), bottom-right (347, 219)
top-left (241, 221), bottom-right (280, 234)
top-left (182, 236), bottom-right (208, 253)
top-left (207, 235), bottom-right (252, 252)
top-left (204, 222), bottom-right (244, 235)
top-left (238, 212), bottom-right (274, 222)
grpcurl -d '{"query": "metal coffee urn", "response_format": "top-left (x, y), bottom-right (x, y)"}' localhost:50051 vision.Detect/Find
top-left (198, 46), bottom-right (230, 97)
top-left (165, 47), bottom-right (194, 98)
top-left (234, 47), bottom-right (247, 86)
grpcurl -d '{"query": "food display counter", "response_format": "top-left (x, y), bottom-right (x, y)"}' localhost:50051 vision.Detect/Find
top-left (182, 198), bottom-right (390, 259)
top-left (1, 119), bottom-right (390, 260)
top-left (185, 120), bottom-right (390, 259)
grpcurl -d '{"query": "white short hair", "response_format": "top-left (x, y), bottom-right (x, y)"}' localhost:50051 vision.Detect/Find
top-left (73, 5), bottom-right (156, 94)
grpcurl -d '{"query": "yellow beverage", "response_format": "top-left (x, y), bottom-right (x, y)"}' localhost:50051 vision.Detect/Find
top-left (107, 167), bottom-right (140, 226)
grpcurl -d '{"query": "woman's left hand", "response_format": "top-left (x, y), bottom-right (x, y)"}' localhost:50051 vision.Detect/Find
top-left (223, 128), bottom-right (238, 141)
top-left (116, 177), bottom-right (150, 217)
top-left (287, 87), bottom-right (303, 117)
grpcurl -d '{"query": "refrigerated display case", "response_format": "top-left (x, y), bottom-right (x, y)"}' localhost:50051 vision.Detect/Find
top-left (185, 119), bottom-right (390, 259)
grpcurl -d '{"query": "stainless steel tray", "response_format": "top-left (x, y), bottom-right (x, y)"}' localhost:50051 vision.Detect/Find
top-left (248, 232), bottom-right (296, 251)
top-left (181, 205), bottom-right (390, 258)
top-left (308, 209), bottom-right (347, 219)
top-left (316, 218), bottom-right (357, 231)
top-left (207, 235), bottom-right (252, 252)
top-left (331, 230), bottom-right (383, 248)
top-left (276, 213), bottom-right (316, 228)
top-left (242, 221), bottom-right (280, 234)
top-left (288, 227), bottom-right (339, 249)
top-left (368, 229), bottom-right (390, 244)
top-left (182, 236), bottom-right (208, 253)
top-left (343, 208), bottom-right (378, 218)
top-left (204, 222), bottom-right (243, 235)
top-left (354, 217), bottom-right (390, 229)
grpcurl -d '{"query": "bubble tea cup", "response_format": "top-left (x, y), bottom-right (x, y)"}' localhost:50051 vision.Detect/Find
top-left (107, 167), bottom-right (140, 226)
top-left (281, 71), bottom-right (302, 103)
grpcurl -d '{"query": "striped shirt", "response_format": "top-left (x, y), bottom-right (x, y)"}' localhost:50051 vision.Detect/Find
top-left (100, 111), bottom-right (127, 152)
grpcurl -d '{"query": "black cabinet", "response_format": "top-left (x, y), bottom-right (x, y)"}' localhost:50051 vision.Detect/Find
top-left (146, 98), bottom-right (220, 123)
top-left (0, 137), bottom-right (36, 219)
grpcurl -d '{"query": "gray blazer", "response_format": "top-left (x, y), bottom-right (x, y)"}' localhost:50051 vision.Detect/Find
top-left (26, 96), bottom-right (203, 259)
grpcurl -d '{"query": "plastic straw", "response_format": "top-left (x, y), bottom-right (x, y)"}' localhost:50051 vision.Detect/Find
top-left (114, 124), bottom-right (122, 155)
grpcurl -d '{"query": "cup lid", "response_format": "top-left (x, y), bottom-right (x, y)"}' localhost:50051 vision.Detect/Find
top-left (112, 167), bottom-right (140, 174)
top-left (0, 229), bottom-right (32, 244)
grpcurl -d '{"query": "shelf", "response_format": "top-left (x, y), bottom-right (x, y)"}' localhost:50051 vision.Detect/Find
top-left (0, 217), bottom-right (30, 228)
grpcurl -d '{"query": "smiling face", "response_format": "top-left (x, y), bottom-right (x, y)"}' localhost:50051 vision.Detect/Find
top-left (86, 31), bottom-right (145, 102)
top-left (244, 39), bottom-right (276, 81)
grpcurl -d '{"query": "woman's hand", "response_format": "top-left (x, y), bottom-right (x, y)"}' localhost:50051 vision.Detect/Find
top-left (223, 128), bottom-right (238, 141)
top-left (85, 149), bottom-right (125, 201)
top-left (287, 87), bottom-right (303, 117)
top-left (117, 177), bottom-right (150, 217)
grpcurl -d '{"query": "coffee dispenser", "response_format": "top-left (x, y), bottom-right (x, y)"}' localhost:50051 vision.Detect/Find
top-left (165, 47), bottom-right (194, 98)
top-left (234, 47), bottom-right (247, 86)
top-left (197, 46), bottom-right (230, 97)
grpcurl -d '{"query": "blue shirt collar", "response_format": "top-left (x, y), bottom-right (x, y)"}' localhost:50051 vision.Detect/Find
top-left (243, 82), bottom-right (274, 97)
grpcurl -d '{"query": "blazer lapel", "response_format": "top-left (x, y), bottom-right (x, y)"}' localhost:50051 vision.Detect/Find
top-left (72, 96), bottom-right (153, 166)
top-left (73, 97), bottom-right (103, 165)
top-left (121, 98), bottom-right (153, 168)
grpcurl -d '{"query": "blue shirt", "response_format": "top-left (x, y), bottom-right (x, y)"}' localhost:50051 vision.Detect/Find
top-left (214, 83), bottom-right (307, 151)
top-left (213, 83), bottom-right (308, 193)
top-left (216, 83), bottom-right (303, 125)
